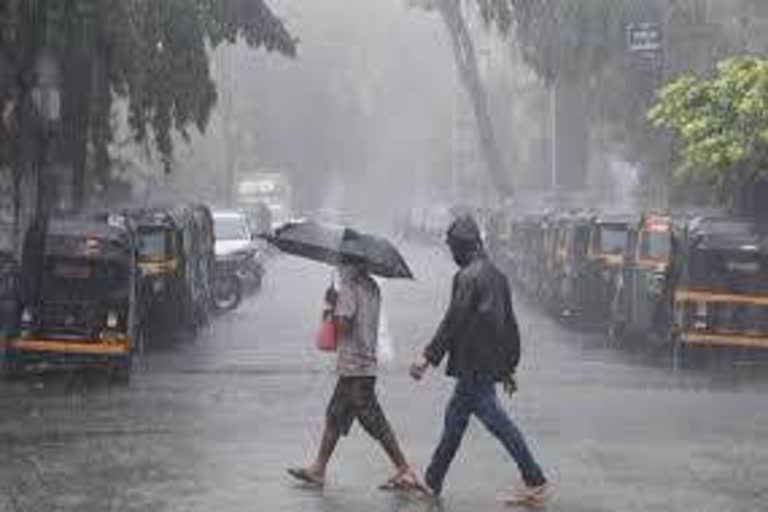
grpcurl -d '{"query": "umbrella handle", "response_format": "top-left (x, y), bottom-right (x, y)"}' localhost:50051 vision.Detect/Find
top-left (325, 270), bottom-right (338, 308)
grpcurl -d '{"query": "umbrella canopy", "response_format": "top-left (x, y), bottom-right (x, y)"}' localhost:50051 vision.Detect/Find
top-left (265, 220), bottom-right (413, 279)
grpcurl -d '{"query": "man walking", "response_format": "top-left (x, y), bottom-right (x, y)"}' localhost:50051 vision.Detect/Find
top-left (410, 215), bottom-right (549, 505)
top-left (289, 260), bottom-right (425, 492)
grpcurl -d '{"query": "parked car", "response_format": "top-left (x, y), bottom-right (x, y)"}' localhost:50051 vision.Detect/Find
top-left (212, 210), bottom-right (265, 299)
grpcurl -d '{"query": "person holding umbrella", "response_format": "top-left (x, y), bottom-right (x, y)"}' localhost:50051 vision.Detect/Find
top-left (409, 215), bottom-right (550, 505)
top-left (273, 222), bottom-right (425, 492)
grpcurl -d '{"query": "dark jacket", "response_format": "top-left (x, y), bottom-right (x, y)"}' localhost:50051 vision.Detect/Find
top-left (425, 252), bottom-right (521, 381)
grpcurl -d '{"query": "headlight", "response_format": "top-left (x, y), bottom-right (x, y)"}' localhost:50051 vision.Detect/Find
top-left (106, 311), bottom-right (119, 328)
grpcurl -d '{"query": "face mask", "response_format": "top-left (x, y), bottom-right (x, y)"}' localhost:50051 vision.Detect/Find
top-left (449, 242), bottom-right (473, 267)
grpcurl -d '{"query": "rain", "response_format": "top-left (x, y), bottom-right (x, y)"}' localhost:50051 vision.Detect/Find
top-left (1, 1), bottom-right (768, 511)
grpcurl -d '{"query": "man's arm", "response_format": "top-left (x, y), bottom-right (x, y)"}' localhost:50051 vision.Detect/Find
top-left (411, 271), bottom-right (475, 379)
top-left (502, 281), bottom-right (521, 396)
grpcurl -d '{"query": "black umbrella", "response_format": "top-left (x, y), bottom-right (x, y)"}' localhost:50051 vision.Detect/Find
top-left (265, 220), bottom-right (413, 279)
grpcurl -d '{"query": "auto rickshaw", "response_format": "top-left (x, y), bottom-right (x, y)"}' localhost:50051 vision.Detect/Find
top-left (550, 213), bottom-right (595, 320)
top-left (119, 207), bottom-right (187, 334)
top-left (4, 217), bottom-right (142, 377)
top-left (118, 203), bottom-right (215, 334)
top-left (609, 213), bottom-right (675, 344)
top-left (584, 214), bottom-right (632, 319)
top-left (0, 251), bottom-right (19, 338)
top-left (520, 214), bottom-right (553, 302)
top-left (669, 216), bottom-right (768, 364)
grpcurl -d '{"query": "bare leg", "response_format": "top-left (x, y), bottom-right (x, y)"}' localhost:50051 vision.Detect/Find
top-left (308, 424), bottom-right (341, 478)
top-left (357, 389), bottom-right (430, 493)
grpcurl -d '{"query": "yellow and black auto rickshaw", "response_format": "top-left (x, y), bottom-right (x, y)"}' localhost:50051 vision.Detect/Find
top-left (670, 217), bottom-right (768, 363)
top-left (121, 204), bottom-right (215, 334)
top-left (584, 214), bottom-right (631, 319)
top-left (4, 217), bottom-right (142, 377)
top-left (609, 213), bottom-right (674, 343)
top-left (549, 213), bottom-right (595, 319)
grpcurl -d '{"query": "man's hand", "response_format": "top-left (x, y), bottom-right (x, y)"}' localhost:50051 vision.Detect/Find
top-left (409, 354), bottom-right (429, 381)
top-left (502, 372), bottom-right (518, 397)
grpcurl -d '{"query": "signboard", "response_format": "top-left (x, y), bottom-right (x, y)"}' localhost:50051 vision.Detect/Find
top-left (627, 23), bottom-right (662, 53)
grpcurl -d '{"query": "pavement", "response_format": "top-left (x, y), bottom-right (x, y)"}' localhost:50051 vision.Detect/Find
top-left (0, 242), bottom-right (767, 512)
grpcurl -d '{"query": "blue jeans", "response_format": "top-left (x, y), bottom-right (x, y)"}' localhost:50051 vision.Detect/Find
top-left (425, 378), bottom-right (546, 494)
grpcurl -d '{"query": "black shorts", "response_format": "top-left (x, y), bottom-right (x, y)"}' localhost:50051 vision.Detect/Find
top-left (326, 376), bottom-right (395, 440)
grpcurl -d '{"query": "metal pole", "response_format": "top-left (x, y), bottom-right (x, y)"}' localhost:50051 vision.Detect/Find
top-left (550, 80), bottom-right (557, 192)
top-left (223, 49), bottom-right (235, 207)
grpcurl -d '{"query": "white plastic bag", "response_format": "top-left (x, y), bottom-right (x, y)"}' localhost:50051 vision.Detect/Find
top-left (378, 306), bottom-right (395, 365)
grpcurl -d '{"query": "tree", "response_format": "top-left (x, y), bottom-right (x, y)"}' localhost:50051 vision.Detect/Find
top-left (505, 0), bottom-right (768, 204)
top-left (410, 0), bottom-right (514, 198)
top-left (648, 56), bottom-right (768, 199)
top-left (1, 0), bottom-right (296, 213)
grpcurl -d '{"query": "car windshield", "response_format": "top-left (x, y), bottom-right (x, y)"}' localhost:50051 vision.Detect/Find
top-left (214, 216), bottom-right (250, 240)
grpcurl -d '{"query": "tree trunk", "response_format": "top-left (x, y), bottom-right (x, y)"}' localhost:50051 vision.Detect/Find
top-left (11, 154), bottom-right (21, 250)
top-left (438, 0), bottom-right (511, 198)
top-left (62, 2), bottom-right (93, 211)
top-left (89, 34), bottom-right (111, 197)
top-left (11, 0), bottom-right (48, 248)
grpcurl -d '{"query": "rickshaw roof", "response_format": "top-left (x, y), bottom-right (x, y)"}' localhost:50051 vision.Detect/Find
top-left (688, 216), bottom-right (754, 236)
top-left (122, 206), bottom-right (177, 228)
top-left (42, 218), bottom-right (133, 260)
top-left (687, 217), bottom-right (765, 252)
top-left (594, 213), bottom-right (633, 225)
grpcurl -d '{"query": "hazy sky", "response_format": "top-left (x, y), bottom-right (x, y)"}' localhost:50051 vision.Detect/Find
top-left (173, 0), bottom-right (462, 220)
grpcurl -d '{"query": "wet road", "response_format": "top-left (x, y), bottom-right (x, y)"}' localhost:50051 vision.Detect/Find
top-left (1, 243), bottom-right (768, 512)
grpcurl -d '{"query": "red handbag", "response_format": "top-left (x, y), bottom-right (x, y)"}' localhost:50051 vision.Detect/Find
top-left (315, 282), bottom-right (338, 352)
top-left (315, 316), bottom-right (338, 352)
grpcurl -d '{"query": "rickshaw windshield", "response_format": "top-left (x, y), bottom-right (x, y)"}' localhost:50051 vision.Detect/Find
top-left (639, 231), bottom-right (671, 261)
top-left (573, 226), bottom-right (591, 258)
top-left (138, 227), bottom-right (174, 260)
top-left (40, 257), bottom-right (130, 302)
top-left (687, 249), bottom-right (768, 294)
top-left (595, 225), bottom-right (628, 255)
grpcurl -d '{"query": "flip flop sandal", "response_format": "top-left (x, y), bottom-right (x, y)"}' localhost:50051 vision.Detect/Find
top-left (379, 476), bottom-right (433, 498)
top-left (379, 477), bottom-right (414, 491)
top-left (286, 468), bottom-right (324, 487)
top-left (501, 490), bottom-right (550, 508)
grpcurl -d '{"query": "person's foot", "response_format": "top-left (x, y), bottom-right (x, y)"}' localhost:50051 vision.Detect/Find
top-left (286, 467), bottom-right (325, 488)
top-left (502, 481), bottom-right (551, 507)
top-left (424, 471), bottom-right (442, 498)
top-left (379, 467), bottom-right (432, 497)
